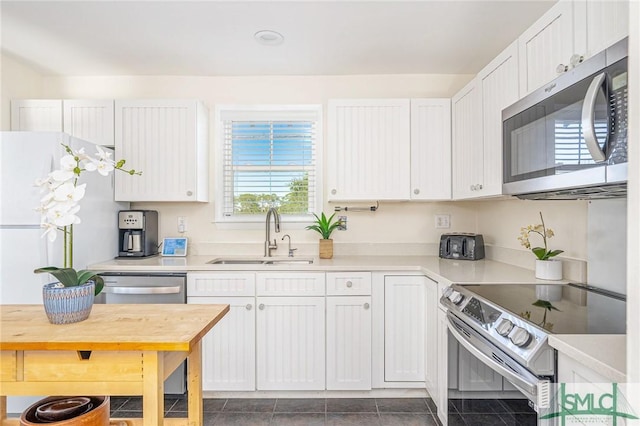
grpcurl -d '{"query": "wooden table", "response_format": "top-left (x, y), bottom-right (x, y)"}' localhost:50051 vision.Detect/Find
top-left (0, 304), bottom-right (229, 426)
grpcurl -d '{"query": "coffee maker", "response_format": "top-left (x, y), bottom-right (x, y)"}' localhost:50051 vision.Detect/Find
top-left (118, 210), bottom-right (159, 257)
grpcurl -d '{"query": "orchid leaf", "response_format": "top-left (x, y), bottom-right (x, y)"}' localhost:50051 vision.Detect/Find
top-left (34, 267), bottom-right (78, 287)
top-left (532, 299), bottom-right (561, 311)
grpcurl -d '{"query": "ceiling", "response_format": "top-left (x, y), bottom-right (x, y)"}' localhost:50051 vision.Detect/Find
top-left (1, 0), bottom-right (555, 77)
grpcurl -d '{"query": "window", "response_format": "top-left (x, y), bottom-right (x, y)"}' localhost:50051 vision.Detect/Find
top-left (215, 105), bottom-right (322, 223)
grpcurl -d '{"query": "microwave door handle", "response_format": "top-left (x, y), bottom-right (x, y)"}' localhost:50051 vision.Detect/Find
top-left (581, 72), bottom-right (607, 163)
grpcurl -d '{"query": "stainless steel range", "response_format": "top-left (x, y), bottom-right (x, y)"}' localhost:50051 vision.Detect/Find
top-left (440, 283), bottom-right (626, 411)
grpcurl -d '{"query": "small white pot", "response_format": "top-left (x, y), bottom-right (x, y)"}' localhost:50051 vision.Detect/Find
top-left (535, 284), bottom-right (562, 301)
top-left (535, 259), bottom-right (563, 281)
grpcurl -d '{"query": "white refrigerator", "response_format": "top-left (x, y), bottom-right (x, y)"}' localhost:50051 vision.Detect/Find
top-left (0, 131), bottom-right (129, 413)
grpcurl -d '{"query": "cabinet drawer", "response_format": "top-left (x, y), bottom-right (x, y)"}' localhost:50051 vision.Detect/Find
top-left (256, 272), bottom-right (325, 296)
top-left (1, 351), bottom-right (17, 381)
top-left (326, 272), bottom-right (372, 295)
top-left (23, 351), bottom-right (143, 382)
top-left (188, 273), bottom-right (256, 296)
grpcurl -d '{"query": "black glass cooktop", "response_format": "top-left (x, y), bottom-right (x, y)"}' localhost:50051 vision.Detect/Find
top-left (459, 283), bottom-right (626, 335)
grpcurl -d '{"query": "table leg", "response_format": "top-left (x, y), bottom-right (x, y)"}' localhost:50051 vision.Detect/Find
top-left (142, 351), bottom-right (164, 426)
top-left (187, 341), bottom-right (203, 426)
top-left (0, 396), bottom-right (6, 422)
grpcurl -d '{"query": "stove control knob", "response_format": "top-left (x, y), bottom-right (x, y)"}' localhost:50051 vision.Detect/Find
top-left (495, 319), bottom-right (514, 337)
top-left (509, 326), bottom-right (533, 347)
top-left (447, 290), bottom-right (465, 305)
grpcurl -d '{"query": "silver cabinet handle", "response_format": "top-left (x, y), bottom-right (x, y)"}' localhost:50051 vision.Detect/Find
top-left (581, 72), bottom-right (608, 163)
top-left (556, 63), bottom-right (569, 74)
top-left (346, 281), bottom-right (353, 288)
top-left (363, 303), bottom-right (370, 310)
top-left (103, 286), bottom-right (181, 295)
top-left (186, 190), bottom-right (193, 196)
top-left (331, 189), bottom-right (337, 195)
top-left (413, 188), bottom-right (420, 195)
top-left (259, 303), bottom-right (265, 310)
top-left (246, 304), bottom-right (253, 310)
top-left (478, 184), bottom-right (483, 190)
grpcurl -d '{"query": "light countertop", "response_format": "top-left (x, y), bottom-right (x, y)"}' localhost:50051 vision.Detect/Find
top-left (549, 334), bottom-right (626, 383)
top-left (89, 254), bottom-right (559, 286)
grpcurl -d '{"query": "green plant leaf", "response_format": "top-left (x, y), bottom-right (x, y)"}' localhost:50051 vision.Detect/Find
top-left (306, 212), bottom-right (340, 239)
top-left (34, 267), bottom-right (78, 287)
top-left (531, 247), bottom-right (547, 260)
top-left (532, 299), bottom-right (561, 311)
top-left (547, 249), bottom-right (564, 258)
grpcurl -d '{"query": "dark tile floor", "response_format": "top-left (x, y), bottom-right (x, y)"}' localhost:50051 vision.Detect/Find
top-left (107, 397), bottom-right (537, 426)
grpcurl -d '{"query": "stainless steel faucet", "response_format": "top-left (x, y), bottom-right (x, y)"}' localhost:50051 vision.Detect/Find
top-left (264, 207), bottom-right (281, 257)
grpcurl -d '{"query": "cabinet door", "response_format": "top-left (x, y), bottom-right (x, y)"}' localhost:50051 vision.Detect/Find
top-left (384, 276), bottom-right (426, 382)
top-left (577, 0), bottom-right (629, 58)
top-left (410, 99), bottom-right (452, 200)
top-left (477, 41), bottom-right (520, 197)
top-left (187, 297), bottom-right (256, 391)
top-left (63, 100), bottom-right (115, 147)
top-left (11, 100), bottom-right (62, 131)
top-left (256, 296), bottom-right (325, 390)
top-left (327, 99), bottom-right (411, 201)
top-left (114, 100), bottom-right (208, 202)
top-left (424, 278), bottom-right (438, 403)
top-left (457, 344), bottom-right (503, 391)
top-left (518, 0), bottom-right (576, 95)
top-left (326, 296), bottom-right (372, 390)
top-left (452, 78), bottom-right (483, 199)
top-left (436, 308), bottom-right (449, 425)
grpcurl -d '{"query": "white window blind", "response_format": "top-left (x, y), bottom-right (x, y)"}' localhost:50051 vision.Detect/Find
top-left (217, 106), bottom-right (321, 222)
top-left (554, 120), bottom-right (608, 166)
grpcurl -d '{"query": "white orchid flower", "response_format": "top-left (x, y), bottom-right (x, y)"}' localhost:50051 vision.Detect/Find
top-left (60, 154), bottom-right (77, 171)
top-left (94, 145), bottom-right (112, 161)
top-left (50, 168), bottom-right (75, 182)
top-left (45, 202), bottom-right (81, 227)
top-left (93, 159), bottom-right (115, 176)
top-left (53, 182), bottom-right (86, 203)
top-left (41, 222), bottom-right (59, 242)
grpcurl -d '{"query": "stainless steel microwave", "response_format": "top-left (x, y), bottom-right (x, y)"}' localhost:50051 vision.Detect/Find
top-left (502, 37), bottom-right (628, 200)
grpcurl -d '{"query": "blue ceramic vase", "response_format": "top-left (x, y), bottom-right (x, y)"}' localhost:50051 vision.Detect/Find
top-left (42, 282), bottom-right (95, 324)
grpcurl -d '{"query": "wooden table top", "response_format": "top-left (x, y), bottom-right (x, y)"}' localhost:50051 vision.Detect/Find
top-left (0, 304), bottom-right (229, 352)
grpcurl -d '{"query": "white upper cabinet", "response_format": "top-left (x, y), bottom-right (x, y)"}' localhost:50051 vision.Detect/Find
top-left (63, 100), bottom-right (115, 147)
top-left (410, 99), bottom-right (452, 200)
top-left (114, 99), bottom-right (209, 202)
top-left (478, 41), bottom-right (520, 197)
top-left (11, 100), bottom-right (63, 131)
top-left (451, 78), bottom-right (483, 199)
top-left (327, 99), bottom-right (411, 201)
top-left (519, 0), bottom-right (629, 96)
top-left (518, 0), bottom-right (576, 96)
top-left (574, 0), bottom-right (629, 59)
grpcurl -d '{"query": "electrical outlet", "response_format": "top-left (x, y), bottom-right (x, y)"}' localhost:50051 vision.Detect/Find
top-left (338, 216), bottom-right (347, 231)
top-left (177, 216), bottom-right (187, 233)
top-left (435, 214), bottom-right (451, 229)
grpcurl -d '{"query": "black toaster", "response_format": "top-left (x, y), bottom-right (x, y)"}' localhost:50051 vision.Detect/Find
top-left (439, 233), bottom-right (485, 260)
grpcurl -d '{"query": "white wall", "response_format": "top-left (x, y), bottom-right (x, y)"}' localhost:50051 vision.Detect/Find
top-left (1, 63), bottom-right (592, 262)
top-left (40, 73), bottom-right (484, 255)
top-left (0, 53), bottom-right (46, 130)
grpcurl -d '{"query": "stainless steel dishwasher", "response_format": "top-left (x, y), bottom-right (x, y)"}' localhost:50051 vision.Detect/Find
top-left (96, 272), bottom-right (187, 394)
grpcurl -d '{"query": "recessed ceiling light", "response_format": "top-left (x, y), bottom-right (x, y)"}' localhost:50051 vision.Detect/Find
top-left (254, 30), bottom-right (284, 46)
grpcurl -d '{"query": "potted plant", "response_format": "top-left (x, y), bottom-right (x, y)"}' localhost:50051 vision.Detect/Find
top-left (518, 212), bottom-right (564, 280)
top-left (305, 212), bottom-right (342, 259)
top-left (34, 143), bottom-right (140, 324)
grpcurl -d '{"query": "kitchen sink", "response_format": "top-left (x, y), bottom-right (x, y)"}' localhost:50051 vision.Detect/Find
top-left (207, 257), bottom-right (314, 265)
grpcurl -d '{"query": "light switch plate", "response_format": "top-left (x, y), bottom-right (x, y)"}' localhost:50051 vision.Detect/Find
top-left (435, 214), bottom-right (450, 229)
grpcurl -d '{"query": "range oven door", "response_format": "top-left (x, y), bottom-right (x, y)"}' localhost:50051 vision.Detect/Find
top-left (447, 312), bottom-right (552, 412)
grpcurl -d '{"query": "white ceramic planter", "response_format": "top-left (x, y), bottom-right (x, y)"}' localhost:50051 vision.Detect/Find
top-left (535, 259), bottom-right (563, 281)
top-left (535, 284), bottom-right (563, 301)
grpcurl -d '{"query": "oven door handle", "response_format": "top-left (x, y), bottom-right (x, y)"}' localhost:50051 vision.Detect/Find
top-left (447, 316), bottom-right (540, 397)
top-left (103, 286), bottom-right (182, 295)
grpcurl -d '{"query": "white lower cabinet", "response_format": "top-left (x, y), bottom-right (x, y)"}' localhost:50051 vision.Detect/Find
top-left (256, 296), bottom-right (325, 390)
top-left (424, 277), bottom-right (439, 402)
top-left (436, 307), bottom-right (449, 425)
top-left (187, 273), bottom-right (256, 391)
top-left (326, 296), bottom-right (372, 390)
top-left (189, 296), bottom-right (256, 391)
top-left (384, 275), bottom-right (426, 382)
